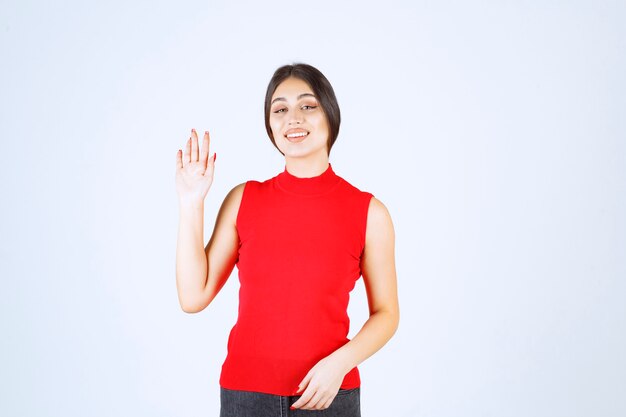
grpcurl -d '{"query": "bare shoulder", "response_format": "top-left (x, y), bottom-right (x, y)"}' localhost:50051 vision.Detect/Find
top-left (365, 196), bottom-right (395, 240)
top-left (218, 182), bottom-right (247, 225)
top-left (226, 182), bottom-right (246, 204)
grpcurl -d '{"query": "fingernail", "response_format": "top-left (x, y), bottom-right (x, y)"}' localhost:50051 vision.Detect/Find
top-left (213, 153), bottom-right (217, 162)
top-left (191, 128), bottom-right (195, 133)
top-left (290, 406), bottom-right (296, 410)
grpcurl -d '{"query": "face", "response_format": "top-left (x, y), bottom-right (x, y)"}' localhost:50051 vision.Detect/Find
top-left (269, 77), bottom-right (330, 159)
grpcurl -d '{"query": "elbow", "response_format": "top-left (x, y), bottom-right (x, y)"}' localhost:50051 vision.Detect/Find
top-left (389, 309), bottom-right (400, 335)
top-left (371, 308), bottom-right (400, 335)
top-left (177, 281), bottom-right (211, 314)
top-left (179, 296), bottom-right (208, 314)
top-left (393, 311), bottom-right (400, 334)
top-left (181, 303), bottom-right (200, 314)
top-left (385, 307), bottom-right (400, 335)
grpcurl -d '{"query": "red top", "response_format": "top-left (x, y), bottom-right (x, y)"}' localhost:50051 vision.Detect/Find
top-left (219, 162), bottom-right (374, 396)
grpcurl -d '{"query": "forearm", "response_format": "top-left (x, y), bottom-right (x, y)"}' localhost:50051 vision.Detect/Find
top-left (331, 310), bottom-right (399, 374)
top-left (175, 201), bottom-right (207, 311)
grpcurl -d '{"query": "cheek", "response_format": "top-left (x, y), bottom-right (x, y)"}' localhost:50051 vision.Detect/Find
top-left (268, 118), bottom-right (280, 132)
top-left (313, 115), bottom-right (330, 135)
top-left (314, 112), bottom-right (329, 128)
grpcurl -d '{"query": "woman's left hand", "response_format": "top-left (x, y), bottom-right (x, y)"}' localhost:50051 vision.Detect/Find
top-left (290, 354), bottom-right (350, 410)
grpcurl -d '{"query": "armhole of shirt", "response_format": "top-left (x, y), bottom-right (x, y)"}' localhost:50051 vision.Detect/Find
top-left (235, 180), bottom-right (251, 232)
top-left (361, 191), bottom-right (375, 256)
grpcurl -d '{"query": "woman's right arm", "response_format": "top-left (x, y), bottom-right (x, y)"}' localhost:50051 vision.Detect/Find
top-left (175, 183), bottom-right (244, 313)
top-left (174, 129), bottom-right (244, 313)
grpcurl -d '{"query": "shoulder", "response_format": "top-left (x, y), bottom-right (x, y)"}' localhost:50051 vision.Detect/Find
top-left (365, 196), bottom-right (395, 241)
top-left (226, 181), bottom-right (247, 201)
top-left (219, 182), bottom-right (247, 223)
top-left (366, 196), bottom-right (391, 220)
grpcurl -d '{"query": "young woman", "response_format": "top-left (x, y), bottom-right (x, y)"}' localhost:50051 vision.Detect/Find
top-left (175, 63), bottom-right (399, 416)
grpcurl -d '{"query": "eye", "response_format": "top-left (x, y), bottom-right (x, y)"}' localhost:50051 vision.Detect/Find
top-left (273, 108), bottom-right (286, 113)
top-left (303, 105), bottom-right (317, 110)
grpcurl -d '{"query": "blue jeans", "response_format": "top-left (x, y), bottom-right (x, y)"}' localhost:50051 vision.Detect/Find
top-left (219, 386), bottom-right (361, 416)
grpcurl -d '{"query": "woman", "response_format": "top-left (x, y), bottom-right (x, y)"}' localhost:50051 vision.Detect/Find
top-left (175, 63), bottom-right (399, 416)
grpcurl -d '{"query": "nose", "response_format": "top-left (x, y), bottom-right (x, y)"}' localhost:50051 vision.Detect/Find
top-left (288, 109), bottom-right (303, 125)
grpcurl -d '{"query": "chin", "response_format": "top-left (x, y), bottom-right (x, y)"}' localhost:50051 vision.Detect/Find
top-left (286, 149), bottom-right (329, 161)
top-left (275, 134), bottom-right (326, 155)
top-left (281, 149), bottom-right (311, 159)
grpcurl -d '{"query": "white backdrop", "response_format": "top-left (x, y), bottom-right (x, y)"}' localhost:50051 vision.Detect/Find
top-left (1, 1), bottom-right (624, 416)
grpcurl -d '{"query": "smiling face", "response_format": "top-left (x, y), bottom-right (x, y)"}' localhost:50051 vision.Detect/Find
top-left (269, 77), bottom-right (330, 159)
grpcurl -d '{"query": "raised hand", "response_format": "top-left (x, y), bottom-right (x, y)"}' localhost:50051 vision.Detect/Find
top-left (175, 128), bottom-right (216, 206)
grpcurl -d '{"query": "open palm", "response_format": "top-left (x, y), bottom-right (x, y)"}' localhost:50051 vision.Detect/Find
top-left (175, 129), bottom-right (216, 205)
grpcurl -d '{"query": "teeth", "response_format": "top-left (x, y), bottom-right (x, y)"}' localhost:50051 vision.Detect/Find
top-left (287, 132), bottom-right (308, 138)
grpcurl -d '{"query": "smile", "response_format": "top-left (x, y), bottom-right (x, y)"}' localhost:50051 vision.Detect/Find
top-left (286, 131), bottom-right (308, 138)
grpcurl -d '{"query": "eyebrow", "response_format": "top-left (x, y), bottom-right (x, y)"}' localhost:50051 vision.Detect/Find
top-left (271, 93), bottom-right (317, 105)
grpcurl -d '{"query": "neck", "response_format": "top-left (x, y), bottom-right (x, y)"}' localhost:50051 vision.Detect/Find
top-left (284, 157), bottom-right (330, 179)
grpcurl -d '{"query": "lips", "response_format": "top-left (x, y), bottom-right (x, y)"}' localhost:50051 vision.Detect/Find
top-left (284, 128), bottom-right (309, 138)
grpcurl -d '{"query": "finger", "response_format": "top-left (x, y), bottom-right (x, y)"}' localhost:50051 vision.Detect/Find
top-left (200, 130), bottom-right (210, 167)
top-left (176, 149), bottom-right (183, 170)
top-left (320, 396), bottom-right (334, 410)
top-left (191, 128), bottom-right (199, 162)
top-left (204, 153), bottom-right (216, 179)
top-left (291, 392), bottom-right (310, 409)
top-left (291, 373), bottom-right (312, 408)
top-left (292, 385), bottom-right (314, 409)
top-left (184, 137), bottom-right (191, 164)
top-left (300, 390), bottom-right (324, 410)
top-left (309, 391), bottom-right (326, 409)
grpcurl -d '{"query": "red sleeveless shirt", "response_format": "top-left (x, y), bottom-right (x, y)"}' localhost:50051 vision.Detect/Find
top-left (219, 162), bottom-right (374, 396)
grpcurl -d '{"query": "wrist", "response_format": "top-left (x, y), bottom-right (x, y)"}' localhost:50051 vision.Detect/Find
top-left (330, 346), bottom-right (357, 375)
top-left (178, 198), bottom-right (204, 210)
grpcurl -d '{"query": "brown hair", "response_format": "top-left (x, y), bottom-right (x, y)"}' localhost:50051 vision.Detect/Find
top-left (264, 63), bottom-right (341, 156)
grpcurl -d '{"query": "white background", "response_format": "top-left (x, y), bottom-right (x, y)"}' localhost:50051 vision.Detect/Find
top-left (1, 1), bottom-right (624, 416)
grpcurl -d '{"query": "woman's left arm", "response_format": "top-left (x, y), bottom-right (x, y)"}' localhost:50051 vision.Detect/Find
top-left (331, 196), bottom-right (400, 373)
top-left (291, 197), bottom-right (399, 409)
